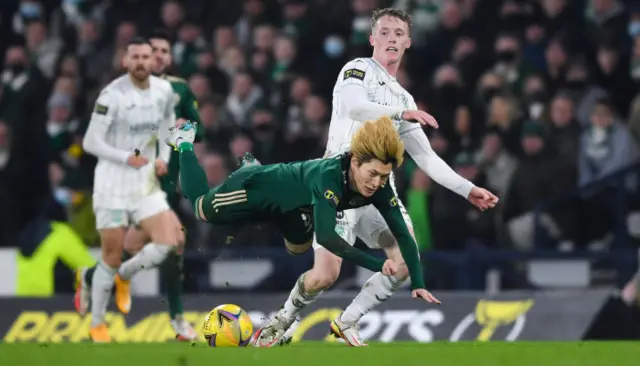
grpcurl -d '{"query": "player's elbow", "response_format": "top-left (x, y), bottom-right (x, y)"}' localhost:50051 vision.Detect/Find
top-left (81, 134), bottom-right (95, 155)
top-left (347, 107), bottom-right (366, 121)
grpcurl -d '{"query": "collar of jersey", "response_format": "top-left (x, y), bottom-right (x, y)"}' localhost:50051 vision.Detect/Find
top-left (369, 57), bottom-right (397, 81)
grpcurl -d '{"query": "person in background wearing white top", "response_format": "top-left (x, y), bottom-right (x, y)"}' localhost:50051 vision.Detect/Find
top-left (81, 37), bottom-right (183, 343)
top-left (254, 8), bottom-right (499, 348)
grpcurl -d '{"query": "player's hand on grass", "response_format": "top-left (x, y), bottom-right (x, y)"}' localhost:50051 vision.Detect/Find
top-left (401, 110), bottom-right (439, 129)
top-left (155, 158), bottom-right (168, 176)
top-left (382, 259), bottom-right (398, 276)
top-left (467, 187), bottom-right (499, 211)
top-left (412, 289), bottom-right (441, 304)
top-left (127, 152), bottom-right (149, 169)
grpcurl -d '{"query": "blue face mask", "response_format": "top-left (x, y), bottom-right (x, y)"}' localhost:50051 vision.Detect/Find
top-left (629, 21), bottom-right (640, 38)
top-left (324, 37), bottom-right (345, 58)
top-left (54, 188), bottom-right (72, 206)
top-left (20, 2), bottom-right (43, 19)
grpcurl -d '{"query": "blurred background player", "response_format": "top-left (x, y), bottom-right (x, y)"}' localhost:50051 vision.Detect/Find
top-left (254, 8), bottom-right (498, 347)
top-left (81, 37), bottom-right (182, 343)
top-left (74, 30), bottom-right (202, 341)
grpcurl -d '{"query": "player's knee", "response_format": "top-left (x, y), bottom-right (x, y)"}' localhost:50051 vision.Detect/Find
top-left (285, 240), bottom-right (312, 255)
top-left (124, 227), bottom-right (148, 254)
top-left (377, 230), bottom-right (398, 249)
top-left (307, 262), bottom-right (340, 290)
top-left (99, 229), bottom-right (125, 267)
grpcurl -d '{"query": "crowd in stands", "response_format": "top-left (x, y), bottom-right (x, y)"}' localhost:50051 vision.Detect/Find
top-left (1, 0), bottom-right (640, 255)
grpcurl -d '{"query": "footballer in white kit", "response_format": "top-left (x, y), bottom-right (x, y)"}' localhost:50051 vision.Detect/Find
top-left (82, 37), bottom-right (183, 343)
top-left (254, 8), bottom-right (499, 348)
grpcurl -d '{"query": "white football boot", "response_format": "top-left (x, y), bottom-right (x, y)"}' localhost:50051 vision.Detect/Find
top-left (329, 314), bottom-right (367, 347)
top-left (74, 267), bottom-right (90, 315)
top-left (166, 121), bottom-right (197, 150)
top-left (171, 316), bottom-right (198, 341)
top-left (252, 309), bottom-right (297, 347)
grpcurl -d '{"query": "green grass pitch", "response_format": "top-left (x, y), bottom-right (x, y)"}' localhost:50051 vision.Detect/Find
top-left (0, 342), bottom-right (637, 366)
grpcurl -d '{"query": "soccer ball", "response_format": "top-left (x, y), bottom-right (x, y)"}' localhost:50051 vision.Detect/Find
top-left (202, 304), bottom-right (253, 347)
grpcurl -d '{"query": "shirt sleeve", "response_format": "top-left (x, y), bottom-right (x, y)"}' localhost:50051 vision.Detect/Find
top-left (401, 128), bottom-right (475, 199)
top-left (181, 86), bottom-right (204, 142)
top-left (157, 89), bottom-right (175, 163)
top-left (371, 184), bottom-right (426, 290)
top-left (311, 167), bottom-right (386, 272)
top-left (82, 89), bottom-right (131, 164)
top-left (339, 60), bottom-right (405, 121)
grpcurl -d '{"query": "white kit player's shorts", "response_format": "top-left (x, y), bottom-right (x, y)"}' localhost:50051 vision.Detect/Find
top-left (93, 190), bottom-right (170, 230)
top-left (312, 191), bottom-right (414, 250)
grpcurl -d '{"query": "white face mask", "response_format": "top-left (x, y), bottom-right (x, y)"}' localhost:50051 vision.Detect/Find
top-left (47, 121), bottom-right (66, 136)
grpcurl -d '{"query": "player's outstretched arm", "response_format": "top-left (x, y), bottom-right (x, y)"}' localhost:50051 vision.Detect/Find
top-left (371, 189), bottom-right (425, 289)
top-left (82, 90), bottom-right (134, 165)
top-left (402, 128), bottom-right (498, 210)
top-left (372, 188), bottom-right (441, 304)
top-left (313, 200), bottom-right (386, 272)
top-left (402, 128), bottom-right (474, 198)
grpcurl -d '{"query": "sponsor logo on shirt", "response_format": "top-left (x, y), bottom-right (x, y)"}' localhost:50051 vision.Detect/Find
top-left (343, 68), bottom-right (365, 81)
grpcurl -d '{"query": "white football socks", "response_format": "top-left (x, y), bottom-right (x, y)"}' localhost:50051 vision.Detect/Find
top-left (281, 273), bottom-right (323, 321)
top-left (90, 260), bottom-right (117, 327)
top-left (340, 272), bottom-right (405, 325)
top-left (118, 243), bottom-right (173, 281)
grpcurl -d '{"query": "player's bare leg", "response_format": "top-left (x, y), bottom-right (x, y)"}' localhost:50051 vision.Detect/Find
top-left (90, 226), bottom-right (126, 343)
top-left (622, 270), bottom-right (640, 307)
top-left (253, 247), bottom-right (342, 347)
top-left (332, 230), bottom-right (409, 346)
top-left (116, 210), bottom-right (183, 314)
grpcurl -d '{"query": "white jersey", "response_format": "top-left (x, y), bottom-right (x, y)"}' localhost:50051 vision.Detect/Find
top-left (326, 57), bottom-right (421, 156)
top-left (83, 74), bottom-right (176, 209)
top-left (326, 57), bottom-right (475, 199)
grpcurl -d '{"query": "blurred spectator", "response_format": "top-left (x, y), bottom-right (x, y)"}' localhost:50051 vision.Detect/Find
top-left (486, 93), bottom-right (523, 156)
top-left (578, 97), bottom-right (638, 187)
top-left (225, 71), bottom-right (264, 128)
top-left (492, 32), bottom-right (536, 94)
top-left (546, 93), bottom-right (581, 169)
top-left (503, 123), bottom-right (574, 250)
top-left (477, 129), bottom-right (517, 198)
top-left (25, 20), bottom-right (62, 79)
top-left (431, 152), bottom-right (495, 250)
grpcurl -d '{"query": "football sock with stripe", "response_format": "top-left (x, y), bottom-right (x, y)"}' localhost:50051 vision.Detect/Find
top-left (340, 272), bottom-right (404, 325)
top-left (118, 243), bottom-right (173, 280)
top-left (178, 144), bottom-right (210, 206)
top-left (161, 251), bottom-right (184, 319)
top-left (281, 273), bottom-right (323, 321)
top-left (90, 260), bottom-right (117, 327)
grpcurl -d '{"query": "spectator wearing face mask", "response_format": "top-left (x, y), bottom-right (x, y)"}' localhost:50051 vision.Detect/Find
top-left (579, 97), bottom-right (639, 187)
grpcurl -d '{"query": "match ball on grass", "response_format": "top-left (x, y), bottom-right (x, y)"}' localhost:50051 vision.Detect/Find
top-left (202, 304), bottom-right (253, 347)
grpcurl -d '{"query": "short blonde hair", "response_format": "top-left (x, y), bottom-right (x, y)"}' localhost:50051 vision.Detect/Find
top-left (351, 116), bottom-right (404, 167)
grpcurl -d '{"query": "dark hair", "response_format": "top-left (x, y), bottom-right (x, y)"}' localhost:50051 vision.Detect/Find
top-left (147, 29), bottom-right (171, 44)
top-left (371, 8), bottom-right (412, 32)
top-left (127, 36), bottom-right (151, 47)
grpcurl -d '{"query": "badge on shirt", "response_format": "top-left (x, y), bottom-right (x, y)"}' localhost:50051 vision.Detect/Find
top-left (324, 189), bottom-right (340, 206)
top-left (389, 196), bottom-right (398, 207)
top-left (95, 103), bottom-right (109, 115)
top-left (344, 68), bottom-right (365, 81)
